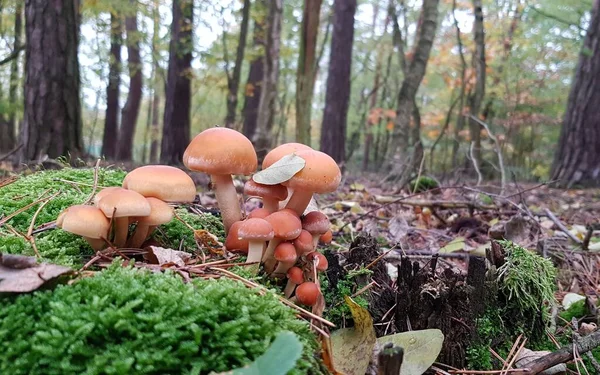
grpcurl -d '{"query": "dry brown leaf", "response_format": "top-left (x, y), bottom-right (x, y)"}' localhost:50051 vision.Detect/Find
top-left (143, 246), bottom-right (191, 267)
top-left (194, 229), bottom-right (224, 255)
top-left (0, 256), bottom-right (72, 293)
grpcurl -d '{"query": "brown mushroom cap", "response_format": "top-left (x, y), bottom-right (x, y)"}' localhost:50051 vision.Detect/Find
top-left (244, 180), bottom-right (288, 201)
top-left (57, 205), bottom-right (110, 239)
top-left (122, 165), bottom-right (197, 202)
top-left (293, 230), bottom-right (314, 255)
top-left (238, 218), bottom-right (274, 241)
top-left (135, 198), bottom-right (174, 225)
top-left (183, 127), bottom-right (257, 175)
top-left (93, 187), bottom-right (126, 206)
top-left (225, 221), bottom-right (249, 252)
top-left (274, 242), bottom-right (297, 263)
top-left (265, 209), bottom-right (302, 240)
top-left (302, 211), bottom-right (330, 235)
top-left (262, 143), bottom-right (313, 169)
top-left (97, 189), bottom-right (151, 218)
top-left (248, 208), bottom-right (270, 219)
top-left (283, 150), bottom-right (341, 193)
top-left (319, 229), bottom-right (333, 244)
top-left (287, 266), bottom-right (305, 284)
top-left (307, 251), bottom-right (329, 271)
top-left (295, 282), bottom-right (320, 306)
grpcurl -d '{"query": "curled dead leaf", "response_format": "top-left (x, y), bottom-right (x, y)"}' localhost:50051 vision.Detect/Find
top-left (252, 154), bottom-right (306, 185)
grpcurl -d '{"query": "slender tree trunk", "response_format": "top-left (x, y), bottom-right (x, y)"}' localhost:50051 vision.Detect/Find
top-left (467, 0), bottom-right (486, 168)
top-left (20, 0), bottom-right (83, 162)
top-left (451, 0), bottom-right (468, 168)
top-left (160, 0), bottom-right (193, 165)
top-left (320, 0), bottom-right (357, 163)
top-left (252, 0), bottom-right (283, 161)
top-left (148, 0), bottom-right (161, 164)
top-left (242, 4), bottom-right (266, 139)
top-left (224, 0), bottom-right (251, 129)
top-left (551, 0), bottom-right (600, 187)
top-left (102, 12), bottom-right (121, 160)
top-left (295, 0), bottom-right (323, 146)
top-left (384, 0), bottom-right (439, 179)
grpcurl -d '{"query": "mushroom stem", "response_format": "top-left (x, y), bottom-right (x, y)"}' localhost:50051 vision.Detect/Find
top-left (284, 190), bottom-right (314, 216)
top-left (84, 237), bottom-right (106, 251)
top-left (273, 261), bottom-right (294, 278)
top-left (113, 217), bottom-right (129, 248)
top-left (284, 280), bottom-right (298, 298)
top-left (312, 235), bottom-right (319, 250)
top-left (211, 174), bottom-right (242, 234)
top-left (246, 240), bottom-right (264, 273)
top-left (128, 223), bottom-right (151, 248)
top-left (262, 198), bottom-right (279, 213)
top-left (261, 238), bottom-right (281, 273)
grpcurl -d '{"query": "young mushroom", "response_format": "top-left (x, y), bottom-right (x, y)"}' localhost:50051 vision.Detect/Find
top-left (307, 251), bottom-right (329, 273)
top-left (238, 218), bottom-right (274, 270)
top-left (122, 165), bottom-right (197, 203)
top-left (294, 282), bottom-right (320, 306)
top-left (283, 150), bottom-right (341, 216)
top-left (128, 197), bottom-right (174, 248)
top-left (293, 229), bottom-right (314, 256)
top-left (224, 220), bottom-right (249, 253)
top-left (183, 128), bottom-right (257, 234)
top-left (284, 266), bottom-right (304, 298)
top-left (319, 229), bottom-right (333, 244)
top-left (262, 142), bottom-right (313, 169)
top-left (302, 211), bottom-right (330, 249)
top-left (263, 209), bottom-right (302, 273)
top-left (57, 205), bottom-right (110, 251)
top-left (97, 189), bottom-right (151, 247)
top-left (272, 242), bottom-right (298, 278)
top-left (93, 187), bottom-right (126, 206)
top-left (244, 180), bottom-right (288, 213)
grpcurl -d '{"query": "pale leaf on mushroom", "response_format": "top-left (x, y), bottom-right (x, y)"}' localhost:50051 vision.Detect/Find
top-left (252, 154), bottom-right (306, 185)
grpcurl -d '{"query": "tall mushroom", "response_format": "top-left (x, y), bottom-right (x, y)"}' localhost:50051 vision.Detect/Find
top-left (283, 150), bottom-right (341, 216)
top-left (97, 189), bottom-right (151, 247)
top-left (244, 180), bottom-right (288, 213)
top-left (183, 128), bottom-right (257, 234)
top-left (128, 197), bottom-right (174, 248)
top-left (57, 205), bottom-right (110, 251)
top-left (122, 165), bottom-right (197, 203)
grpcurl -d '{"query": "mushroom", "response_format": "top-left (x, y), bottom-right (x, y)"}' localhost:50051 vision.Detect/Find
top-left (293, 229), bottom-right (314, 256)
top-left (283, 150), bottom-right (341, 216)
top-left (295, 282), bottom-right (320, 306)
top-left (307, 251), bottom-right (329, 273)
top-left (284, 266), bottom-right (304, 298)
top-left (302, 211), bottom-right (330, 249)
top-left (272, 242), bottom-right (298, 277)
top-left (122, 165), bottom-right (197, 203)
top-left (56, 205), bottom-right (110, 251)
top-left (183, 127), bottom-right (257, 234)
top-left (93, 187), bottom-right (126, 206)
top-left (262, 209), bottom-right (302, 273)
top-left (97, 189), bottom-right (151, 247)
top-left (319, 229), bottom-right (333, 244)
top-left (244, 180), bottom-right (288, 213)
top-left (128, 197), bottom-right (174, 248)
top-left (238, 218), bottom-right (274, 269)
top-left (262, 142), bottom-right (313, 169)
top-left (224, 220), bottom-right (249, 252)
top-left (248, 207), bottom-right (270, 219)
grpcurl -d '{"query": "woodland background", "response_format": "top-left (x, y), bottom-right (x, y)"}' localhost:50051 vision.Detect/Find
top-left (0, 0), bottom-right (598, 188)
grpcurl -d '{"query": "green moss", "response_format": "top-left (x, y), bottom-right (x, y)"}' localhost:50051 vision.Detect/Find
top-left (321, 267), bottom-right (371, 327)
top-left (560, 300), bottom-right (587, 322)
top-left (409, 176), bottom-right (440, 192)
top-left (158, 209), bottom-right (225, 251)
top-left (0, 261), bottom-right (324, 375)
top-left (466, 309), bottom-right (505, 370)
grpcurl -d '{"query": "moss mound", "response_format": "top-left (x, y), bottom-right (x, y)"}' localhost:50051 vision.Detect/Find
top-left (0, 263), bottom-right (323, 375)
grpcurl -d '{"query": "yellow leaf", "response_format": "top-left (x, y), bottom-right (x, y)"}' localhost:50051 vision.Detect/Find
top-left (439, 237), bottom-right (466, 253)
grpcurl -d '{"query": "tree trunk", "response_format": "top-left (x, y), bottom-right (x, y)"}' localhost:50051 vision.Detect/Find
top-left (101, 12), bottom-right (121, 160)
top-left (451, 0), bottom-right (468, 169)
top-left (224, 0), bottom-right (251, 129)
top-left (384, 0), bottom-right (439, 177)
top-left (242, 5), bottom-right (266, 140)
top-left (252, 0), bottom-right (283, 161)
top-left (20, 0), bottom-right (83, 162)
top-left (160, 0), bottom-right (193, 165)
top-left (551, 0), bottom-right (600, 187)
top-left (467, 0), bottom-right (486, 168)
top-left (117, 0), bottom-right (142, 161)
top-left (295, 0), bottom-right (323, 146)
top-left (149, 0), bottom-right (161, 163)
top-left (320, 0), bottom-right (357, 164)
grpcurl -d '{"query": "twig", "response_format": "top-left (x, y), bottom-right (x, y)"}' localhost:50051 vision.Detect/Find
top-left (83, 159), bottom-right (102, 205)
top-left (469, 141), bottom-right (483, 186)
top-left (0, 189), bottom-right (52, 227)
top-left (26, 191), bottom-right (61, 258)
top-left (543, 208), bottom-right (583, 245)
top-left (572, 318), bottom-right (600, 373)
top-left (468, 115), bottom-right (506, 193)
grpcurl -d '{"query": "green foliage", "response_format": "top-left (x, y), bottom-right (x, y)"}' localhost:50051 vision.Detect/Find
top-left (466, 309), bottom-right (505, 370)
top-left (158, 208), bottom-right (225, 250)
top-left (409, 176), bottom-right (440, 192)
top-left (560, 299), bottom-right (587, 322)
top-left (321, 266), bottom-right (372, 327)
top-left (0, 262), bottom-right (323, 375)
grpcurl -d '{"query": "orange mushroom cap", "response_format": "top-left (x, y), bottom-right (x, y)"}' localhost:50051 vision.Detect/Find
top-left (293, 230), bottom-right (314, 255)
top-left (122, 165), bottom-right (197, 202)
top-left (265, 209), bottom-right (302, 240)
top-left (274, 242), bottom-right (297, 264)
top-left (307, 252), bottom-right (329, 271)
top-left (262, 143), bottom-right (313, 169)
top-left (248, 208), bottom-right (270, 219)
top-left (225, 221), bottom-right (249, 252)
top-left (302, 211), bottom-right (330, 235)
top-left (238, 218), bottom-right (274, 241)
top-left (283, 150), bottom-right (341, 194)
top-left (244, 180), bottom-right (288, 201)
top-left (319, 229), bottom-right (333, 244)
top-left (287, 266), bottom-right (305, 284)
top-left (295, 282), bottom-right (320, 306)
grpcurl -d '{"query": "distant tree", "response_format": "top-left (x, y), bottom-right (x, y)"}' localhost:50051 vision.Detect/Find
top-left (20, 0), bottom-right (83, 162)
top-left (551, 0), bottom-right (600, 187)
top-left (117, 0), bottom-right (142, 161)
top-left (467, 0), bottom-right (486, 170)
top-left (101, 12), bottom-right (122, 160)
top-left (295, 0), bottom-right (323, 146)
top-left (161, 0), bottom-right (193, 165)
top-left (224, 0), bottom-right (251, 129)
top-left (320, 0), bottom-right (357, 163)
top-left (148, 0), bottom-right (162, 164)
top-left (242, 2), bottom-right (266, 140)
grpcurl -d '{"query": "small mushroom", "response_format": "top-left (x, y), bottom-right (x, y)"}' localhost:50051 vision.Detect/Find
top-left (183, 127), bottom-right (257, 234)
top-left (238, 218), bottom-right (274, 268)
top-left (319, 229), bottom-right (333, 244)
top-left (284, 266), bottom-right (304, 298)
top-left (262, 209), bottom-right (302, 273)
top-left (128, 197), bottom-right (174, 248)
top-left (293, 230), bottom-right (314, 256)
top-left (248, 208), bottom-right (270, 219)
top-left (244, 180), bottom-right (288, 213)
top-left (272, 242), bottom-right (297, 277)
top-left (97, 189), bottom-right (151, 247)
top-left (93, 187), bottom-right (126, 206)
top-left (57, 205), bottom-right (110, 251)
top-left (307, 251), bottom-right (329, 273)
top-left (122, 165), bottom-right (197, 203)
top-left (224, 220), bottom-right (249, 252)
top-left (302, 211), bottom-right (330, 249)
top-left (295, 282), bottom-right (320, 306)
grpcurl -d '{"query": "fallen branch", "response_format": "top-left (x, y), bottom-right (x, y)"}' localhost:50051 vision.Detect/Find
top-left (0, 45), bottom-right (24, 66)
top-left (543, 208), bottom-right (583, 245)
top-left (468, 115), bottom-right (507, 192)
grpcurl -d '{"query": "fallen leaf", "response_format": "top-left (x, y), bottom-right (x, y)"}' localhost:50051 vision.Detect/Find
top-left (0, 253), bottom-right (38, 269)
top-left (0, 255), bottom-right (72, 293)
top-left (376, 329), bottom-right (444, 375)
top-left (321, 337), bottom-right (345, 375)
top-left (211, 331), bottom-right (303, 375)
top-left (589, 241), bottom-right (600, 251)
top-left (143, 246), bottom-right (191, 267)
top-left (439, 237), bottom-right (466, 253)
top-left (472, 241), bottom-right (490, 257)
top-left (194, 229), bottom-right (224, 255)
top-left (562, 292), bottom-right (586, 310)
top-left (252, 154), bottom-right (306, 185)
top-left (330, 296), bottom-right (377, 375)
top-left (389, 215), bottom-right (410, 242)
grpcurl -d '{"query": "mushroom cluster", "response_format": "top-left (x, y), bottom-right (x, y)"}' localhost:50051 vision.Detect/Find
top-left (58, 165), bottom-right (196, 249)
top-left (182, 128), bottom-right (341, 307)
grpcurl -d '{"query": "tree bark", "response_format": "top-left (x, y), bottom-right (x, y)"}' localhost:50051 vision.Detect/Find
top-left (295, 0), bottom-right (323, 146)
top-left (117, 0), bottom-right (142, 161)
top-left (252, 0), bottom-right (283, 161)
top-left (384, 0), bottom-right (439, 176)
top-left (149, 0), bottom-right (161, 163)
top-left (467, 0), bottom-right (486, 168)
top-left (551, 0), bottom-right (600, 187)
top-left (101, 12), bottom-right (121, 160)
top-left (20, 0), bottom-right (83, 162)
top-left (160, 0), bottom-right (193, 165)
top-left (320, 0), bottom-right (357, 164)
top-left (451, 0), bottom-right (468, 168)
top-left (242, 4), bottom-right (266, 140)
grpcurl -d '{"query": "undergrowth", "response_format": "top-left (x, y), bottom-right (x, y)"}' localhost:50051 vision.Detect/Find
top-left (0, 262), bottom-right (324, 375)
top-left (321, 267), bottom-right (371, 327)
